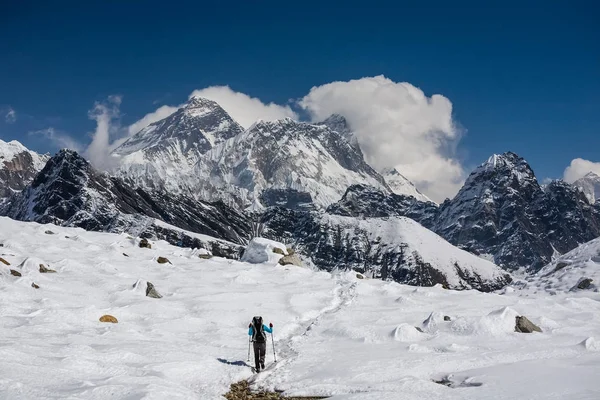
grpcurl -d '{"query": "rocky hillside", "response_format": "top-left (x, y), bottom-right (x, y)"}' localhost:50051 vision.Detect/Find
top-left (573, 172), bottom-right (600, 204)
top-left (0, 139), bottom-right (49, 198)
top-left (435, 152), bottom-right (600, 271)
top-left (261, 207), bottom-right (512, 292)
top-left (1, 149), bottom-right (250, 257)
top-left (326, 184), bottom-right (438, 229)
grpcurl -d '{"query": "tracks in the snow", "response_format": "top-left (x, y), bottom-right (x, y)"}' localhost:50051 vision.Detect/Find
top-left (249, 274), bottom-right (357, 387)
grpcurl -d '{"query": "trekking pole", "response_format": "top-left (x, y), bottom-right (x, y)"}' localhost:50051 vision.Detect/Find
top-left (270, 323), bottom-right (277, 362)
top-left (247, 337), bottom-right (251, 362)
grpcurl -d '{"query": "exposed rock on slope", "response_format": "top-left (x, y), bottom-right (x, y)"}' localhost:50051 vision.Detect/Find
top-left (1, 149), bottom-right (250, 257)
top-left (0, 139), bottom-right (48, 198)
top-left (327, 184), bottom-right (438, 229)
top-left (261, 207), bottom-right (511, 291)
top-left (434, 152), bottom-right (600, 271)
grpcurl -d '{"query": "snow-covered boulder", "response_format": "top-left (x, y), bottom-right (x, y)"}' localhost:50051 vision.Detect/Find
top-left (241, 238), bottom-right (287, 264)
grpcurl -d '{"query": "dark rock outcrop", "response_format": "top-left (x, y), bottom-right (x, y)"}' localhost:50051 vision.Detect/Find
top-left (0, 150), bottom-right (250, 258)
top-left (146, 282), bottom-right (162, 298)
top-left (327, 184), bottom-right (438, 228)
top-left (515, 316), bottom-right (542, 333)
top-left (261, 207), bottom-right (511, 292)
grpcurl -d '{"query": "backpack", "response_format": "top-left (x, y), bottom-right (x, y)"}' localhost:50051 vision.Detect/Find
top-left (251, 316), bottom-right (266, 342)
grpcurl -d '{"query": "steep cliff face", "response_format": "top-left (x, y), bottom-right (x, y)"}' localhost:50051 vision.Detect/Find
top-left (326, 184), bottom-right (438, 229)
top-left (434, 153), bottom-right (600, 271)
top-left (573, 172), bottom-right (600, 204)
top-left (1, 149), bottom-right (251, 256)
top-left (0, 139), bottom-right (49, 198)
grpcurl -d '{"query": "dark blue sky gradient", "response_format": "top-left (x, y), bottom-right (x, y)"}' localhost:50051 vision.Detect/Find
top-left (1, 0), bottom-right (598, 179)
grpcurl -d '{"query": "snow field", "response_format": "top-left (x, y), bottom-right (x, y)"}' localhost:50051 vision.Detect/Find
top-left (1, 217), bottom-right (600, 399)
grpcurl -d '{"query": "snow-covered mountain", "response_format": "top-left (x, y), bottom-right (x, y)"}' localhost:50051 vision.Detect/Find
top-left (195, 118), bottom-right (390, 209)
top-left (112, 99), bottom-right (391, 210)
top-left (529, 235), bottom-right (600, 293)
top-left (0, 139), bottom-right (49, 198)
top-left (1, 149), bottom-right (250, 256)
top-left (112, 97), bottom-right (244, 193)
top-left (317, 113), bottom-right (356, 146)
top-left (262, 207), bottom-right (512, 291)
top-left (381, 167), bottom-right (433, 203)
top-left (573, 172), bottom-right (600, 204)
top-left (435, 152), bottom-right (600, 271)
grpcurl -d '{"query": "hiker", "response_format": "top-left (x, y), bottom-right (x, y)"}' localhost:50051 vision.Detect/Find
top-left (248, 316), bottom-right (273, 372)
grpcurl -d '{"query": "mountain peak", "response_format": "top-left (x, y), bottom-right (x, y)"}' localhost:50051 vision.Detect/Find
top-left (317, 114), bottom-right (354, 143)
top-left (482, 152), bottom-right (523, 169)
top-left (583, 171), bottom-right (600, 179)
top-left (573, 171), bottom-right (600, 204)
top-left (0, 139), bottom-right (50, 198)
top-left (185, 96), bottom-right (220, 109)
top-left (380, 167), bottom-right (433, 203)
top-left (470, 152), bottom-right (537, 185)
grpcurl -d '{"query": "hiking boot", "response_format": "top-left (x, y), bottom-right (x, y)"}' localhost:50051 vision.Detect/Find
top-left (261, 362), bottom-right (265, 369)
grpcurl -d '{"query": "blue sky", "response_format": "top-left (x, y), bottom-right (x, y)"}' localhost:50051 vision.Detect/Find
top-left (1, 0), bottom-right (598, 197)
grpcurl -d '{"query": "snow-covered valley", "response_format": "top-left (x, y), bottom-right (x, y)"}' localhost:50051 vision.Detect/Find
top-left (1, 217), bottom-right (599, 399)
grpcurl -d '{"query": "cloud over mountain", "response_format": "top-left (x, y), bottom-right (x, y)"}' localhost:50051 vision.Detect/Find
top-left (299, 76), bottom-right (465, 202)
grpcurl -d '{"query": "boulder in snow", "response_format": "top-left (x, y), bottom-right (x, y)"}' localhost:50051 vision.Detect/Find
top-left (0, 257), bottom-right (10, 265)
top-left (31, 282), bottom-right (39, 289)
top-left (146, 281), bottom-right (162, 299)
top-left (39, 264), bottom-right (56, 273)
top-left (241, 238), bottom-right (287, 264)
top-left (139, 238), bottom-right (151, 249)
top-left (579, 337), bottom-right (599, 351)
top-left (10, 269), bottom-right (21, 277)
top-left (44, 230), bottom-right (55, 235)
top-left (391, 323), bottom-right (425, 341)
top-left (278, 253), bottom-right (302, 267)
top-left (575, 277), bottom-right (593, 290)
top-left (515, 316), bottom-right (542, 333)
top-left (99, 315), bottom-right (118, 323)
top-left (157, 256), bottom-right (171, 264)
top-left (272, 247), bottom-right (285, 255)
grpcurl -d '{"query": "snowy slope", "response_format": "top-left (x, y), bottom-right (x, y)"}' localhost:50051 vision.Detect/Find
top-left (528, 236), bottom-right (600, 293)
top-left (195, 118), bottom-right (390, 209)
top-left (573, 172), bottom-right (600, 204)
top-left (112, 97), bottom-right (244, 194)
top-left (381, 167), bottom-right (433, 203)
top-left (0, 139), bottom-right (49, 198)
top-left (263, 208), bottom-right (512, 291)
top-left (1, 217), bottom-right (599, 399)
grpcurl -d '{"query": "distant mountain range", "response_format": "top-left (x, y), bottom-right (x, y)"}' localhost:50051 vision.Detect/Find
top-left (2, 96), bottom-right (599, 289)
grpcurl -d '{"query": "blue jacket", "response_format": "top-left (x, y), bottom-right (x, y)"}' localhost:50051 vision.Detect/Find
top-left (248, 324), bottom-right (273, 336)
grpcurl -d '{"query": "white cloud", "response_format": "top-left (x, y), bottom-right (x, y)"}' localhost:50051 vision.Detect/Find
top-left (127, 105), bottom-right (178, 136)
top-left (563, 158), bottom-right (600, 183)
top-left (189, 86), bottom-right (297, 128)
top-left (29, 128), bottom-right (83, 152)
top-left (299, 75), bottom-right (465, 202)
top-left (84, 95), bottom-right (123, 170)
top-left (5, 107), bottom-right (16, 124)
